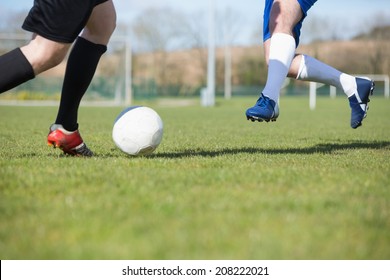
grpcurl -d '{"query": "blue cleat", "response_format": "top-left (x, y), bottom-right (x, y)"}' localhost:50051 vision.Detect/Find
top-left (246, 93), bottom-right (279, 122)
top-left (349, 77), bottom-right (375, 129)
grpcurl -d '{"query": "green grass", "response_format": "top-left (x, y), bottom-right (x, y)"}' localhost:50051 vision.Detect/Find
top-left (1, 96), bottom-right (390, 260)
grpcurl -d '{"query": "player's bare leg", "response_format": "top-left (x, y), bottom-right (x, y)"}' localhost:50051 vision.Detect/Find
top-left (246, 0), bottom-right (302, 122)
top-left (80, 0), bottom-right (116, 45)
top-left (0, 34), bottom-right (71, 93)
top-left (248, 0), bottom-right (374, 128)
top-left (20, 35), bottom-right (71, 75)
top-left (49, 0), bottom-right (117, 156)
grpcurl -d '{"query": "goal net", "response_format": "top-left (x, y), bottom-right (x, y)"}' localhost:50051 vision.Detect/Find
top-left (0, 34), bottom-right (132, 106)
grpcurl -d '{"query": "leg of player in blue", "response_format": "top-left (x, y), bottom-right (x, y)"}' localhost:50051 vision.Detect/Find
top-left (246, 93), bottom-right (279, 122)
top-left (246, 0), bottom-right (374, 128)
top-left (348, 78), bottom-right (375, 129)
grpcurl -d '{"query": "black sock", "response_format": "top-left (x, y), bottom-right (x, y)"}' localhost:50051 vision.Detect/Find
top-left (55, 37), bottom-right (107, 131)
top-left (0, 48), bottom-right (35, 93)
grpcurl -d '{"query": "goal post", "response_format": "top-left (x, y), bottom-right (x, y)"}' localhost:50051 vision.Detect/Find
top-left (0, 33), bottom-right (132, 106)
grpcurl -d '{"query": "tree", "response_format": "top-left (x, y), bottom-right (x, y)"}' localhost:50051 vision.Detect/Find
top-left (178, 11), bottom-right (209, 85)
top-left (131, 8), bottom-right (187, 95)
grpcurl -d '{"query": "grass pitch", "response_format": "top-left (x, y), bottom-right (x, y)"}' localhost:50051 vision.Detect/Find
top-left (0, 96), bottom-right (389, 260)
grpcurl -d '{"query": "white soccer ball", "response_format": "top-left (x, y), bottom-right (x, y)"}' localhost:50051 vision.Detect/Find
top-left (112, 106), bottom-right (164, 156)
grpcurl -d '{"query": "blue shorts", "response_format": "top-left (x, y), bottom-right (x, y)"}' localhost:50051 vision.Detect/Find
top-left (263, 0), bottom-right (317, 46)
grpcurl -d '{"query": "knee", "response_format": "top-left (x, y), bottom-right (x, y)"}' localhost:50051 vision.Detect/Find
top-left (269, 0), bottom-right (303, 35)
top-left (104, 16), bottom-right (117, 39)
top-left (83, 18), bottom-right (116, 45)
top-left (97, 13), bottom-right (117, 37)
top-left (269, 9), bottom-right (289, 34)
top-left (106, 13), bottom-right (117, 35)
top-left (21, 39), bottom-right (69, 74)
top-left (82, 5), bottom-right (117, 45)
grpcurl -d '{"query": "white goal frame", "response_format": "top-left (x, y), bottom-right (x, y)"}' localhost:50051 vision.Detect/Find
top-left (0, 33), bottom-right (133, 106)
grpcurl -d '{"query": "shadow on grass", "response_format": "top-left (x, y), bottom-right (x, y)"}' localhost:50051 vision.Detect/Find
top-left (14, 140), bottom-right (390, 159)
top-left (150, 140), bottom-right (390, 159)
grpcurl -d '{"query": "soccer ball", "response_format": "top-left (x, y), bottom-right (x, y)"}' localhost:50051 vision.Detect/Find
top-left (112, 106), bottom-right (164, 156)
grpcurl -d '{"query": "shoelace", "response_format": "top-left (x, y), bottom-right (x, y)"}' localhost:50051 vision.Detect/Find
top-left (256, 95), bottom-right (270, 109)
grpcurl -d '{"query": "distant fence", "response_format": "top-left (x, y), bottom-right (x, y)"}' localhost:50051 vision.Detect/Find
top-left (1, 34), bottom-right (389, 108)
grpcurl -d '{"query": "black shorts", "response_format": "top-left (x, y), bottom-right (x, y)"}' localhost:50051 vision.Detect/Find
top-left (22, 0), bottom-right (109, 43)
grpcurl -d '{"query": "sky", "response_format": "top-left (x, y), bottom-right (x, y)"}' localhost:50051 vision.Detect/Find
top-left (1, 0), bottom-right (389, 45)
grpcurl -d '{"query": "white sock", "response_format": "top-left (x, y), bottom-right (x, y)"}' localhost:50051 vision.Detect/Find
top-left (297, 54), bottom-right (357, 97)
top-left (262, 33), bottom-right (296, 102)
top-left (50, 124), bottom-right (75, 134)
